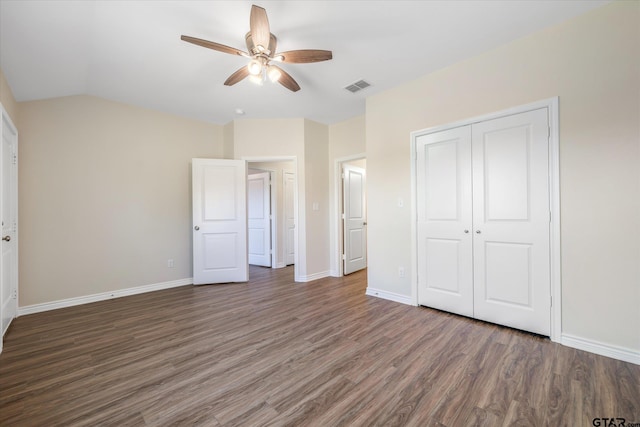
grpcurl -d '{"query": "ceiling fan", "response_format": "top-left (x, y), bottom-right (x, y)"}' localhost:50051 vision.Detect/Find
top-left (181, 4), bottom-right (333, 92)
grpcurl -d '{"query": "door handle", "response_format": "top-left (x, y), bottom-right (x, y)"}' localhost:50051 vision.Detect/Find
top-left (464, 230), bottom-right (469, 233)
top-left (476, 230), bottom-right (481, 234)
top-left (194, 226), bottom-right (200, 231)
top-left (363, 222), bottom-right (367, 226)
top-left (2, 235), bottom-right (10, 242)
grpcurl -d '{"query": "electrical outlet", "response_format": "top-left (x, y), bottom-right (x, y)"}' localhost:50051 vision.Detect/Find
top-left (398, 266), bottom-right (405, 278)
top-left (167, 259), bottom-right (174, 268)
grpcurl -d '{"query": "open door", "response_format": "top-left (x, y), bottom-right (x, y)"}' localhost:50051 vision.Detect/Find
top-left (192, 158), bottom-right (248, 285)
top-left (284, 171), bottom-right (295, 266)
top-left (248, 171), bottom-right (271, 267)
top-left (1, 108), bottom-right (18, 347)
top-left (343, 164), bottom-right (367, 274)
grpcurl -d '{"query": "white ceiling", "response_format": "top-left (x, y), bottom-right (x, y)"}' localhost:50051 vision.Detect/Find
top-left (0, 0), bottom-right (608, 125)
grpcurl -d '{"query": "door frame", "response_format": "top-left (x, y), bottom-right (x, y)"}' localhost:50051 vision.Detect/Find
top-left (332, 154), bottom-right (366, 277)
top-left (242, 156), bottom-right (300, 282)
top-left (410, 97), bottom-right (561, 342)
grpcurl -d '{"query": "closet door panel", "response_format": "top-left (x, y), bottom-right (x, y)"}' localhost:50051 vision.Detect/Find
top-left (472, 108), bottom-right (551, 335)
top-left (416, 126), bottom-right (473, 317)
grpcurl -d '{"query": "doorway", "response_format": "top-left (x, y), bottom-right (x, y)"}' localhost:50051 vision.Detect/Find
top-left (283, 171), bottom-right (295, 266)
top-left (335, 157), bottom-right (367, 276)
top-left (247, 159), bottom-right (297, 276)
top-left (247, 170), bottom-right (273, 267)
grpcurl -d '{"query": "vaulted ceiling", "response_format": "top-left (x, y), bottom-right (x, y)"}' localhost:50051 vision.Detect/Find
top-left (0, 0), bottom-right (608, 124)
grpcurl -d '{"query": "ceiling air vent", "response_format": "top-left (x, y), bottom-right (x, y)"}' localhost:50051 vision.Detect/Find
top-left (344, 79), bottom-right (371, 94)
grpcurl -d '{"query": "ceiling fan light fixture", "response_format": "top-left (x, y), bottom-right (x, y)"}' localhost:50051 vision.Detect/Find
top-left (267, 65), bottom-right (281, 82)
top-left (181, 4), bottom-right (332, 92)
top-left (247, 59), bottom-right (262, 75)
top-left (249, 74), bottom-right (264, 86)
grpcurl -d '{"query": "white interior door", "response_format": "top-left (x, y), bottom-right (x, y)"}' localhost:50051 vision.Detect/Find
top-left (343, 165), bottom-right (367, 275)
top-left (192, 158), bottom-right (248, 285)
top-left (472, 108), bottom-right (551, 335)
top-left (1, 111), bottom-right (18, 342)
top-left (283, 171), bottom-right (295, 266)
top-left (416, 126), bottom-right (474, 316)
top-left (248, 172), bottom-right (271, 267)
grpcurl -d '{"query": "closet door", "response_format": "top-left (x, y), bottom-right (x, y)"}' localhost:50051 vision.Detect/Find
top-left (416, 126), bottom-right (473, 317)
top-left (471, 108), bottom-right (551, 335)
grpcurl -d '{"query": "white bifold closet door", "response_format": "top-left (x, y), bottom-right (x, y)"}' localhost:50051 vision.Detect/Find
top-left (416, 126), bottom-right (474, 317)
top-left (417, 108), bottom-right (551, 336)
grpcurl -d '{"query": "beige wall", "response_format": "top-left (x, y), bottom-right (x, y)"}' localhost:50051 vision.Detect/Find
top-left (366, 1), bottom-right (640, 351)
top-left (328, 115), bottom-right (366, 275)
top-left (223, 121), bottom-right (234, 159)
top-left (304, 119), bottom-right (330, 277)
top-left (0, 68), bottom-right (19, 127)
top-left (328, 115), bottom-right (366, 161)
top-left (19, 95), bottom-right (222, 306)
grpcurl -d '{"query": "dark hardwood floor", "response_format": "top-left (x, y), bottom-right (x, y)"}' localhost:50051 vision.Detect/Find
top-left (1, 266), bottom-right (638, 426)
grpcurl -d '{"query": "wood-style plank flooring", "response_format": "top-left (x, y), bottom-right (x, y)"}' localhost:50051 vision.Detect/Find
top-left (1, 266), bottom-right (639, 426)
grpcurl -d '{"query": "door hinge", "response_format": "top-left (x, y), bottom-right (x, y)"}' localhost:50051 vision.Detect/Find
top-left (13, 155), bottom-right (17, 165)
top-left (341, 213), bottom-right (345, 219)
top-left (341, 173), bottom-right (345, 179)
top-left (342, 254), bottom-right (346, 260)
top-left (547, 127), bottom-right (551, 139)
top-left (12, 289), bottom-right (17, 299)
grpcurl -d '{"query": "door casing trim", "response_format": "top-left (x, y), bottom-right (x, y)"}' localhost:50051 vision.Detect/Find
top-left (332, 153), bottom-right (366, 277)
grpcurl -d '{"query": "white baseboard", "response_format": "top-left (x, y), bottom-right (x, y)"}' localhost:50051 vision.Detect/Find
top-left (298, 271), bottom-right (330, 282)
top-left (18, 278), bottom-right (193, 316)
top-left (275, 262), bottom-right (286, 268)
top-left (561, 333), bottom-right (640, 365)
top-left (366, 287), bottom-right (415, 306)
top-left (329, 269), bottom-right (340, 277)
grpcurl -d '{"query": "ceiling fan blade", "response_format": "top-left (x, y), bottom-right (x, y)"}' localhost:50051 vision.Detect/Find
top-left (276, 50), bottom-right (333, 64)
top-left (181, 35), bottom-right (248, 57)
top-left (250, 5), bottom-right (271, 52)
top-left (271, 65), bottom-right (300, 92)
top-left (224, 67), bottom-right (250, 86)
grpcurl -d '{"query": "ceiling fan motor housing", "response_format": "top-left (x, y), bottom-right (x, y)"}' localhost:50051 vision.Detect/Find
top-left (245, 32), bottom-right (277, 57)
